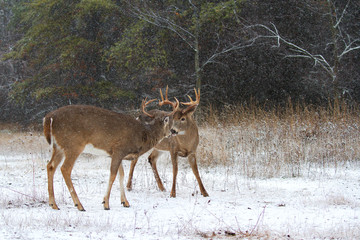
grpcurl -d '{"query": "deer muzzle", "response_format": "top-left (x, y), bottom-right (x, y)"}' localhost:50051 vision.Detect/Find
top-left (170, 129), bottom-right (178, 136)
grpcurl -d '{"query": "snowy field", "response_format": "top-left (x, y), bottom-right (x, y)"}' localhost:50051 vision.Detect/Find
top-left (1, 131), bottom-right (360, 239)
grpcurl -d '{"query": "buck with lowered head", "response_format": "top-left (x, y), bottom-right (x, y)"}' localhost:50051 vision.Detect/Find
top-left (126, 87), bottom-right (209, 198)
top-left (43, 94), bottom-right (179, 211)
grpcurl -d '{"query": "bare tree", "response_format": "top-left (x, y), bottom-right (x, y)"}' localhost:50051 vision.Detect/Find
top-left (240, 0), bottom-right (360, 97)
top-left (127, 1), bottom-right (254, 92)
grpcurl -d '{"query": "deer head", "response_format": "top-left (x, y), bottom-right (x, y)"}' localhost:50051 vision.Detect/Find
top-left (171, 88), bottom-right (200, 136)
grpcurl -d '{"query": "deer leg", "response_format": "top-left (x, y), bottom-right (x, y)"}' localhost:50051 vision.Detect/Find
top-left (188, 153), bottom-right (209, 197)
top-left (47, 146), bottom-right (64, 210)
top-left (61, 148), bottom-right (84, 211)
top-left (170, 152), bottom-right (178, 198)
top-left (118, 163), bottom-right (130, 207)
top-left (103, 153), bottom-right (125, 210)
top-left (148, 150), bottom-right (166, 192)
top-left (126, 157), bottom-right (139, 191)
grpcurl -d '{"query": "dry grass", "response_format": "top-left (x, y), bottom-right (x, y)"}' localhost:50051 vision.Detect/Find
top-left (197, 99), bottom-right (360, 178)
top-left (0, 127), bottom-right (49, 157)
top-left (1, 99), bottom-right (360, 179)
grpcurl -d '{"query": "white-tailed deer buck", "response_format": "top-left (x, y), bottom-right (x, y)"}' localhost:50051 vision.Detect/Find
top-left (126, 88), bottom-right (209, 198)
top-left (43, 95), bottom-right (179, 211)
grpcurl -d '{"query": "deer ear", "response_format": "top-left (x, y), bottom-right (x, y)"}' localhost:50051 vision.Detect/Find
top-left (138, 114), bottom-right (156, 125)
top-left (182, 104), bottom-right (198, 116)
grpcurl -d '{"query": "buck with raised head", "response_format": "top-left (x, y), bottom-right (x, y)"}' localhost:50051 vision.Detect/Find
top-left (126, 88), bottom-right (209, 198)
top-left (43, 95), bottom-right (179, 211)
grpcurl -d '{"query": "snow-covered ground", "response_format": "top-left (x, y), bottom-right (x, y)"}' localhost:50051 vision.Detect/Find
top-left (0, 131), bottom-right (359, 239)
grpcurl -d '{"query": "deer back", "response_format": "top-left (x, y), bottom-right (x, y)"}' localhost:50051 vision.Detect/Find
top-left (44, 105), bottom-right (171, 156)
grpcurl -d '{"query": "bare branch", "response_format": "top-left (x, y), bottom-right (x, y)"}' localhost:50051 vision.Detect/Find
top-left (338, 37), bottom-right (360, 60)
top-left (329, 0), bottom-right (360, 60)
top-left (246, 23), bottom-right (336, 79)
top-left (333, 0), bottom-right (351, 29)
top-left (128, 2), bottom-right (196, 51)
top-left (201, 37), bottom-right (260, 69)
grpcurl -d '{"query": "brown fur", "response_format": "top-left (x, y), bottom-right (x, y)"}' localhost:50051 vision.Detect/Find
top-left (43, 116), bottom-right (52, 145)
top-left (126, 105), bottom-right (209, 198)
top-left (43, 104), bottom-right (172, 211)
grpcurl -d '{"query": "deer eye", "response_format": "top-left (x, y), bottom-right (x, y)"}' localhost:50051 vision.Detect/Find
top-left (181, 117), bottom-right (186, 122)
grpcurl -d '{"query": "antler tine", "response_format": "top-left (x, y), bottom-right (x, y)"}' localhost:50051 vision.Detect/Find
top-left (158, 86), bottom-right (179, 115)
top-left (158, 86), bottom-right (167, 106)
top-left (169, 97), bottom-right (180, 115)
top-left (195, 87), bottom-right (200, 101)
top-left (141, 97), bottom-right (157, 118)
top-left (181, 88), bottom-right (200, 106)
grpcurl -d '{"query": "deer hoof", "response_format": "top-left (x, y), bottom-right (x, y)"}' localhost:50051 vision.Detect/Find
top-left (74, 203), bottom-right (85, 211)
top-left (50, 204), bottom-right (60, 210)
top-left (102, 201), bottom-right (110, 210)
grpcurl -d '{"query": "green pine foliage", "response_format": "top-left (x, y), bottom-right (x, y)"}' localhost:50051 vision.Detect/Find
top-left (3, 0), bottom-right (359, 124)
top-left (6, 0), bottom-right (134, 108)
top-left (6, 0), bottom-right (245, 110)
top-left (105, 20), bottom-right (170, 81)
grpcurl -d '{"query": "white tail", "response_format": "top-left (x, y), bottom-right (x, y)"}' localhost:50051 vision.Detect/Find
top-left (126, 88), bottom-right (208, 198)
top-left (43, 96), bottom-right (178, 211)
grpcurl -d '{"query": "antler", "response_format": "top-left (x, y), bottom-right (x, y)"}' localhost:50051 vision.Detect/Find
top-left (159, 86), bottom-right (179, 116)
top-left (141, 98), bottom-right (157, 118)
top-left (181, 88), bottom-right (200, 106)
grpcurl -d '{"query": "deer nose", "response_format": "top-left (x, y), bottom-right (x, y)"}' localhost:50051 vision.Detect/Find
top-left (171, 129), bottom-right (178, 135)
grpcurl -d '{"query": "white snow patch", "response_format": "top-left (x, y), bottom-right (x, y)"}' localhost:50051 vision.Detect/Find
top-left (0, 150), bottom-right (359, 239)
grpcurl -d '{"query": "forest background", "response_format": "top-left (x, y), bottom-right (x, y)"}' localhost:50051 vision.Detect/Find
top-left (0, 0), bottom-right (359, 125)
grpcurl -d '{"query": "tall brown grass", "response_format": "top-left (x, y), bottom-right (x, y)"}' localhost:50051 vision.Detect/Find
top-left (1, 98), bottom-right (359, 179)
top-left (197, 99), bottom-right (360, 178)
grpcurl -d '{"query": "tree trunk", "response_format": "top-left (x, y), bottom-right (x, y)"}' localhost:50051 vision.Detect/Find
top-left (193, 2), bottom-right (201, 91)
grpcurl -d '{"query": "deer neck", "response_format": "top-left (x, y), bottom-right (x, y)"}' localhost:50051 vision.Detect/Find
top-left (141, 123), bottom-right (167, 154)
top-left (174, 120), bottom-right (199, 151)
